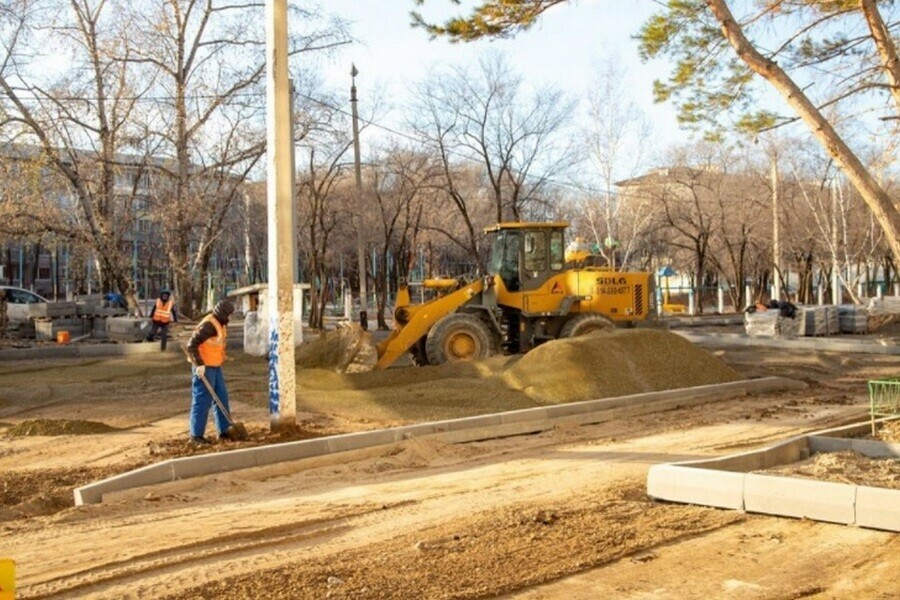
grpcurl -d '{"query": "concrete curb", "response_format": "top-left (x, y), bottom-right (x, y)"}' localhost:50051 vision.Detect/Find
top-left (646, 418), bottom-right (900, 532)
top-left (73, 376), bottom-right (801, 505)
top-left (676, 331), bottom-right (900, 355)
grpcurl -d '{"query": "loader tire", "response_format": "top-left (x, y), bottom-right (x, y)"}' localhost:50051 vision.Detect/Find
top-left (426, 313), bottom-right (494, 365)
top-left (560, 313), bottom-right (614, 338)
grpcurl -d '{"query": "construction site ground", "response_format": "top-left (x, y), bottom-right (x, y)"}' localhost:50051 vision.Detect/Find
top-left (1, 337), bottom-right (899, 599)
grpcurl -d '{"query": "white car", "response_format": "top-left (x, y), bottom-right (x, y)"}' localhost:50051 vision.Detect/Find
top-left (1, 286), bottom-right (49, 321)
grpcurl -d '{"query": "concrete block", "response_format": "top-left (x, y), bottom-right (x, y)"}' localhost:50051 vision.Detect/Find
top-left (172, 450), bottom-right (258, 479)
top-left (647, 465), bottom-right (745, 510)
top-left (808, 436), bottom-right (853, 454)
top-left (28, 301), bottom-right (77, 318)
top-left (499, 406), bottom-right (549, 424)
top-left (35, 319), bottom-right (85, 341)
top-left (441, 414), bottom-right (503, 432)
top-left (850, 439), bottom-right (900, 458)
top-left (252, 438), bottom-right (331, 467)
top-left (744, 474), bottom-right (856, 525)
top-left (855, 486), bottom-right (900, 532)
top-left (74, 463), bottom-right (175, 505)
top-left (326, 430), bottom-right (399, 453)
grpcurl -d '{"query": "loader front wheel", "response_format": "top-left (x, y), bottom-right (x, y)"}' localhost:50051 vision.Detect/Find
top-left (426, 313), bottom-right (494, 365)
top-left (560, 313), bottom-right (614, 338)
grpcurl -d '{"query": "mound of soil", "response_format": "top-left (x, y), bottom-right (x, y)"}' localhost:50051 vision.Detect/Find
top-left (7, 419), bottom-right (120, 436)
top-left (502, 329), bottom-right (742, 404)
top-left (766, 451), bottom-right (900, 490)
top-left (295, 325), bottom-right (377, 373)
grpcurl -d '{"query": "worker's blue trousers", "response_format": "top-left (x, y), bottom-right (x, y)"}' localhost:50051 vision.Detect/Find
top-left (190, 366), bottom-right (231, 438)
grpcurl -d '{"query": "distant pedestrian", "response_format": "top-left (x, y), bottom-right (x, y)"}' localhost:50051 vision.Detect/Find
top-left (146, 290), bottom-right (177, 349)
top-left (186, 300), bottom-right (235, 445)
top-left (0, 288), bottom-right (7, 338)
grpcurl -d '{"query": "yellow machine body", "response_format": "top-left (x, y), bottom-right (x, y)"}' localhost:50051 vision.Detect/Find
top-left (375, 222), bottom-right (651, 369)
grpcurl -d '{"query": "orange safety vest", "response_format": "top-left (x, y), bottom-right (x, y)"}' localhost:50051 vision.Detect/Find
top-left (155, 298), bottom-right (175, 324)
top-left (197, 315), bottom-right (227, 367)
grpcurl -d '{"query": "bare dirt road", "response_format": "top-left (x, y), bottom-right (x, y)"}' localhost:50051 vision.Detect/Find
top-left (1, 343), bottom-right (898, 599)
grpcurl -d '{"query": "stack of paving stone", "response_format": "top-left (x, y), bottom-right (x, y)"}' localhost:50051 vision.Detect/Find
top-left (106, 317), bottom-right (151, 342)
top-left (35, 317), bottom-right (86, 341)
top-left (837, 304), bottom-right (868, 334)
top-left (798, 305), bottom-right (840, 336)
top-left (29, 302), bottom-right (87, 341)
top-left (744, 310), bottom-right (800, 338)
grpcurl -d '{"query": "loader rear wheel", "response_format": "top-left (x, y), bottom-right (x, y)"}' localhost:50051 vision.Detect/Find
top-left (560, 313), bottom-right (614, 338)
top-left (426, 313), bottom-right (494, 365)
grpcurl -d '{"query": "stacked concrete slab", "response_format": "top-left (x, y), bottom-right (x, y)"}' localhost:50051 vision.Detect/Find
top-left (35, 317), bottom-right (87, 341)
top-left (798, 305), bottom-right (840, 336)
top-left (868, 296), bottom-right (900, 316)
top-left (837, 304), bottom-right (868, 334)
top-left (744, 310), bottom-right (800, 337)
top-left (646, 419), bottom-right (900, 532)
top-left (106, 317), bottom-right (151, 342)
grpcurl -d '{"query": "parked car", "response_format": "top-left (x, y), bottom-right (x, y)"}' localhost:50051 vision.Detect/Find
top-left (1, 286), bottom-right (49, 321)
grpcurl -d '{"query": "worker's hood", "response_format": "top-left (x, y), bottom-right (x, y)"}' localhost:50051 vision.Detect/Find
top-left (212, 300), bottom-right (235, 325)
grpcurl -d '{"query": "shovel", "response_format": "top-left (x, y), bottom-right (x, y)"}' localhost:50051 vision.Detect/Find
top-left (197, 372), bottom-right (249, 441)
top-left (182, 345), bottom-right (249, 441)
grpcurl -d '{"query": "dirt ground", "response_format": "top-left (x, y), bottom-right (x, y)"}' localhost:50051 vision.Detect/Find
top-left (1, 337), bottom-right (899, 598)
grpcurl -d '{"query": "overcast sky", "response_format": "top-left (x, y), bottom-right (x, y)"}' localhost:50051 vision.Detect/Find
top-left (310, 0), bottom-right (686, 157)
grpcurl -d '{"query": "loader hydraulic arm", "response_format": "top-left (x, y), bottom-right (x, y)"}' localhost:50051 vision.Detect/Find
top-left (375, 279), bottom-right (485, 369)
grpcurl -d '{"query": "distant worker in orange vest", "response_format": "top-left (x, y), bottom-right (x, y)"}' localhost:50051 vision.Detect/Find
top-left (186, 300), bottom-right (235, 445)
top-left (146, 290), bottom-right (177, 349)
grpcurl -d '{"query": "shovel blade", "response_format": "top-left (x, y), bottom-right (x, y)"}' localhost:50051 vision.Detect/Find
top-left (228, 422), bottom-right (249, 441)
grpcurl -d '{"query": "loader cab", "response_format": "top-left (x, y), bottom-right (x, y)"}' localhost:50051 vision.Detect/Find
top-left (487, 222), bottom-right (567, 293)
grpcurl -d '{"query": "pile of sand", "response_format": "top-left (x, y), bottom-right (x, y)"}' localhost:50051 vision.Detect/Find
top-left (502, 329), bottom-right (742, 404)
top-left (6, 419), bottom-right (120, 436)
top-left (295, 324), bottom-right (377, 373)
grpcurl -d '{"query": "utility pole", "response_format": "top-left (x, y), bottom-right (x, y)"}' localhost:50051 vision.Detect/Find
top-left (266, 0), bottom-right (296, 430)
top-left (771, 156), bottom-right (781, 301)
top-left (350, 64), bottom-right (368, 330)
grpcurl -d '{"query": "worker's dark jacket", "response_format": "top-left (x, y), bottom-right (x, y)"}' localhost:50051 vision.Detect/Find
top-left (187, 315), bottom-right (229, 366)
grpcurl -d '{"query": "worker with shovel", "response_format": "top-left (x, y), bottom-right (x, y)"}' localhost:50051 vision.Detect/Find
top-left (186, 299), bottom-right (243, 445)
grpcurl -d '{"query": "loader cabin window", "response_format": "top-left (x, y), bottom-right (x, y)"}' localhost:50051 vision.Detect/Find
top-left (524, 229), bottom-right (565, 274)
top-left (491, 230), bottom-right (521, 292)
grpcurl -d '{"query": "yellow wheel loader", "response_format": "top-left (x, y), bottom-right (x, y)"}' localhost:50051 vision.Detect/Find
top-left (374, 222), bottom-right (652, 369)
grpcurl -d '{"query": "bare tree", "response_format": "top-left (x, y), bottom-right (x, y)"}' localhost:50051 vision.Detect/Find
top-left (581, 57), bottom-right (652, 269)
top-left (0, 0), bottom-right (155, 307)
top-left (127, 0), bottom-right (349, 316)
top-left (408, 52), bottom-right (575, 268)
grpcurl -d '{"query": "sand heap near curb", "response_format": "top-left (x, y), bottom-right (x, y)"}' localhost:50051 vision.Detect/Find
top-left (295, 324), bottom-right (378, 373)
top-left (7, 419), bottom-right (120, 436)
top-left (502, 329), bottom-right (742, 404)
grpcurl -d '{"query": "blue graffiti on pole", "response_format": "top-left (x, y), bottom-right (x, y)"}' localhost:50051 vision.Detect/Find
top-left (268, 323), bottom-right (280, 416)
